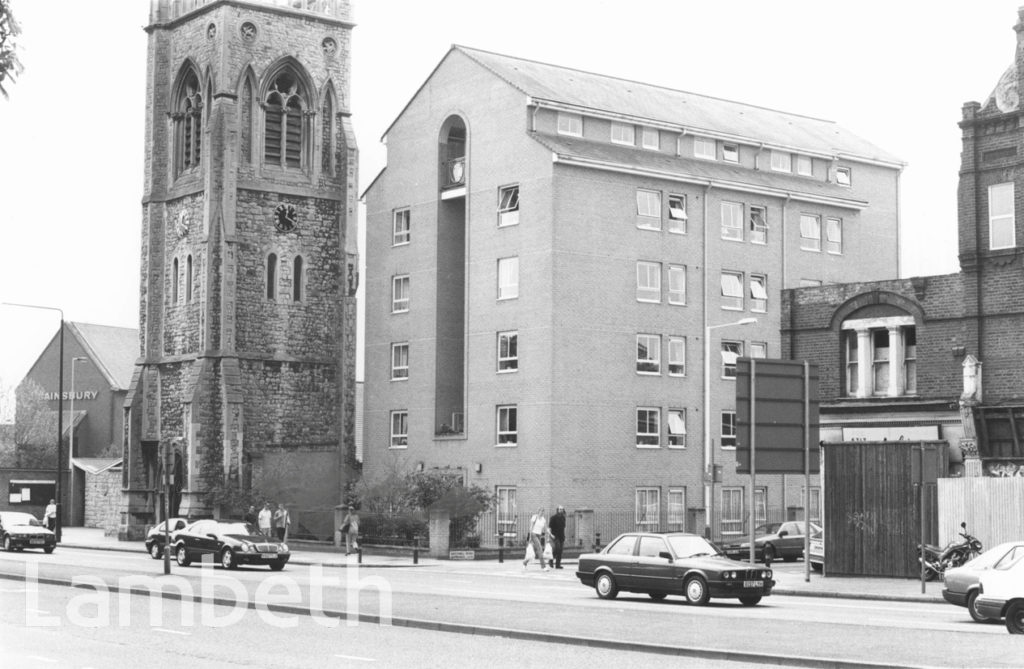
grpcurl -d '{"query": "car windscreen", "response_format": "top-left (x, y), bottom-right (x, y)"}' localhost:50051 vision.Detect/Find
top-left (219, 522), bottom-right (262, 536)
top-left (667, 535), bottom-right (721, 559)
top-left (0, 513), bottom-right (41, 527)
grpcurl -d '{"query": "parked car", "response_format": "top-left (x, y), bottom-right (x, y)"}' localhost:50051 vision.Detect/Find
top-left (723, 521), bottom-right (821, 563)
top-left (0, 511), bottom-right (56, 553)
top-left (942, 541), bottom-right (1024, 622)
top-left (973, 546), bottom-right (1024, 633)
top-left (807, 526), bottom-right (824, 571)
top-left (576, 532), bottom-right (774, 606)
top-left (172, 519), bottom-right (289, 570)
top-left (145, 517), bottom-right (190, 559)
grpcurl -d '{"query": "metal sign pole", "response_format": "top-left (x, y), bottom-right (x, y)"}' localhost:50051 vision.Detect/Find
top-left (804, 360), bottom-right (811, 583)
top-left (919, 443), bottom-right (926, 594)
top-left (748, 359), bottom-right (757, 564)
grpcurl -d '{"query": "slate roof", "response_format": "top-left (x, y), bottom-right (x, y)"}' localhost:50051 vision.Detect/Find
top-left (454, 46), bottom-right (902, 166)
top-left (69, 323), bottom-right (139, 391)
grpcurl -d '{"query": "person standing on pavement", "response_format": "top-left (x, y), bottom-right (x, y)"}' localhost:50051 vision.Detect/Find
top-left (44, 499), bottom-right (57, 531)
top-left (523, 507), bottom-right (549, 571)
top-left (244, 505), bottom-right (258, 527)
top-left (342, 505), bottom-right (360, 555)
top-left (273, 503), bottom-right (291, 541)
top-left (548, 506), bottom-right (566, 569)
top-left (258, 502), bottom-right (273, 536)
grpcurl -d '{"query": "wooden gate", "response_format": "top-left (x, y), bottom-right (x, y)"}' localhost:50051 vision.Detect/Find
top-left (823, 440), bottom-right (947, 577)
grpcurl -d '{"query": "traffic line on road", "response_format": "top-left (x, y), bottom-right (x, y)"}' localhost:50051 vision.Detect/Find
top-left (154, 627), bottom-right (191, 636)
top-left (27, 656), bottom-right (57, 663)
top-left (334, 654), bottom-right (376, 662)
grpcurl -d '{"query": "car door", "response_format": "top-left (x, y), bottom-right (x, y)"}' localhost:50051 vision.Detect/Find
top-left (777, 522), bottom-right (802, 559)
top-left (634, 536), bottom-right (675, 593)
top-left (601, 535), bottom-right (639, 589)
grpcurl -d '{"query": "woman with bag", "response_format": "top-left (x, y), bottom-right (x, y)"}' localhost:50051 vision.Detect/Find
top-left (523, 507), bottom-right (549, 571)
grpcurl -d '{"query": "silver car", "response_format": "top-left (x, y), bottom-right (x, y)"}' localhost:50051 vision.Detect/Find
top-left (942, 541), bottom-right (1024, 622)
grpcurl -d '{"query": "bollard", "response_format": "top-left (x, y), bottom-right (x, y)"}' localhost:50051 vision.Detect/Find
top-left (498, 533), bottom-right (505, 564)
top-left (357, 547), bottom-right (362, 564)
top-left (413, 547), bottom-right (419, 564)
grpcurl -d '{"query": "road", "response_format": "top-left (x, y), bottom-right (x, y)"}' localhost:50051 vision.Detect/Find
top-left (1, 546), bottom-right (1020, 668)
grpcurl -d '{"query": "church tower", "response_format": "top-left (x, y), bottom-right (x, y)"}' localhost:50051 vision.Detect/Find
top-left (121, 0), bottom-right (358, 539)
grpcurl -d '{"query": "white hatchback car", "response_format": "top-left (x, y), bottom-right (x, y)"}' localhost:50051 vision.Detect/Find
top-left (974, 546), bottom-right (1024, 633)
top-left (942, 542), bottom-right (1024, 622)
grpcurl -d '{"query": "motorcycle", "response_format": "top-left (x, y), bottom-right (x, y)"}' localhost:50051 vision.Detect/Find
top-left (918, 521), bottom-right (983, 581)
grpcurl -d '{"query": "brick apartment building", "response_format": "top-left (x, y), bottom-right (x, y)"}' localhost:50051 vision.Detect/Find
top-left (120, 0), bottom-right (359, 540)
top-left (362, 46), bottom-right (904, 541)
top-left (783, 8), bottom-right (1024, 479)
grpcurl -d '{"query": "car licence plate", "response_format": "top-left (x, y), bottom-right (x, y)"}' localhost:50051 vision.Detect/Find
top-left (261, 553), bottom-right (277, 559)
top-left (743, 580), bottom-right (763, 588)
top-left (30, 538), bottom-right (45, 545)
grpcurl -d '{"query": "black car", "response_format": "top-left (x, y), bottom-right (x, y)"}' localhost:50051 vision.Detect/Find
top-left (145, 517), bottom-right (190, 559)
top-left (723, 521), bottom-right (821, 563)
top-left (0, 511), bottom-right (56, 553)
top-left (172, 519), bottom-right (290, 570)
top-left (576, 532), bottom-right (774, 605)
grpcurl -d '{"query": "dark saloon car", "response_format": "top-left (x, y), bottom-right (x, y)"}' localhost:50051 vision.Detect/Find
top-left (145, 517), bottom-right (190, 559)
top-left (0, 511), bottom-right (56, 553)
top-left (723, 521), bottom-right (821, 563)
top-left (942, 541), bottom-right (1024, 622)
top-left (172, 519), bottom-right (290, 570)
top-left (576, 532), bottom-right (774, 605)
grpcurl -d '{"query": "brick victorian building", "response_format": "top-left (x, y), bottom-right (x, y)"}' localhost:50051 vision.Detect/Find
top-left (120, 0), bottom-right (359, 540)
top-left (362, 46), bottom-right (903, 541)
top-left (783, 8), bottom-right (1024, 479)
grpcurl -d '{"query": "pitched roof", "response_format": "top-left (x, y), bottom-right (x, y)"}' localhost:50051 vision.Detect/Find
top-left (69, 323), bottom-right (139, 390)
top-left (454, 46), bottom-right (902, 166)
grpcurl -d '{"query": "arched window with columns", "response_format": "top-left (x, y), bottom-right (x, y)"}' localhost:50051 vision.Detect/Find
top-left (172, 67), bottom-right (203, 175)
top-left (843, 316), bottom-right (917, 398)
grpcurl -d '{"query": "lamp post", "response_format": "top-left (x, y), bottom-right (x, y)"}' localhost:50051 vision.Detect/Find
top-left (69, 357), bottom-right (88, 527)
top-left (704, 317), bottom-right (757, 541)
top-left (3, 302), bottom-right (65, 542)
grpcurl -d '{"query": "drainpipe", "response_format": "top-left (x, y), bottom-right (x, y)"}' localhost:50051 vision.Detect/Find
top-left (702, 182), bottom-right (713, 520)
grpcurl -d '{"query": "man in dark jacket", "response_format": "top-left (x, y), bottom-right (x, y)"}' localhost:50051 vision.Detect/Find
top-left (548, 506), bottom-right (567, 569)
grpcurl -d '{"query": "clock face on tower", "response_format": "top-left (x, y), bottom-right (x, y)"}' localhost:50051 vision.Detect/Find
top-left (274, 203), bottom-right (297, 232)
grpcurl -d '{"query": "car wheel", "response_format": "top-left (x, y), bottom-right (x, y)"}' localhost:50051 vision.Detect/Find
top-left (595, 572), bottom-right (618, 600)
top-left (739, 595), bottom-right (762, 606)
top-left (1005, 601), bottom-right (1024, 634)
top-left (684, 576), bottom-right (710, 606)
top-left (648, 592), bottom-right (667, 601)
top-left (2, 536), bottom-right (11, 552)
top-left (968, 590), bottom-right (989, 623)
top-left (269, 559), bottom-right (286, 572)
top-left (148, 542), bottom-right (163, 560)
top-left (221, 548), bottom-right (236, 570)
top-left (762, 544), bottom-right (776, 563)
top-left (175, 544), bottom-right (191, 567)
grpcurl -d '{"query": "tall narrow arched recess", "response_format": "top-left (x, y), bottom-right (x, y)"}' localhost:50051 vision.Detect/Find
top-left (171, 62), bottom-right (204, 177)
top-left (434, 115), bottom-right (468, 435)
top-left (261, 61), bottom-right (315, 172)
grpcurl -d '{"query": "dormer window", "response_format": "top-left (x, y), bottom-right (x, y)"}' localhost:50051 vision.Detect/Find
top-left (611, 122), bottom-right (635, 145)
top-left (771, 151), bottom-right (791, 172)
top-left (557, 112), bottom-right (582, 137)
top-left (835, 166), bottom-right (852, 186)
top-left (796, 155), bottom-right (813, 176)
top-left (694, 137), bottom-right (715, 160)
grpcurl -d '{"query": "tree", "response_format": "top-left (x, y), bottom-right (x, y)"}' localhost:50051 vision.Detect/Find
top-left (12, 378), bottom-right (57, 468)
top-left (0, 0), bottom-right (23, 100)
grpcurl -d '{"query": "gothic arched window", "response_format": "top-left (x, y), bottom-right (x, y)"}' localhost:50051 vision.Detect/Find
top-left (293, 255), bottom-right (303, 302)
top-left (186, 254), bottom-right (194, 303)
top-left (172, 257), bottom-right (180, 303)
top-left (264, 70), bottom-right (306, 169)
top-left (267, 253), bottom-right (278, 300)
top-left (174, 70), bottom-right (203, 174)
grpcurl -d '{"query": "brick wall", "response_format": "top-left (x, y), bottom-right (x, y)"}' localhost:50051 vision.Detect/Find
top-left (85, 468), bottom-right (123, 535)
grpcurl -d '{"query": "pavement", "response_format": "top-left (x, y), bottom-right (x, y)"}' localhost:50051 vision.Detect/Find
top-left (52, 527), bottom-right (947, 604)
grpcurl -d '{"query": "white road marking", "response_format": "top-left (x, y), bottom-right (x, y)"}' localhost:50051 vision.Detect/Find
top-left (25, 609), bottom-right (50, 615)
top-left (27, 656), bottom-right (58, 663)
top-left (334, 654), bottom-right (376, 662)
top-left (0, 587), bottom-right (27, 592)
top-left (153, 627), bottom-right (190, 636)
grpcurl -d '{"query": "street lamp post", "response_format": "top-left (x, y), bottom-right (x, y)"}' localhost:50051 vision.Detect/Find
top-left (69, 357), bottom-right (88, 527)
top-left (704, 317), bottom-right (757, 542)
top-left (2, 302), bottom-right (65, 542)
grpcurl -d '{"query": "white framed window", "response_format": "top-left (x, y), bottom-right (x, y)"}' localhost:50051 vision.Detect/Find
top-left (557, 112), bottom-right (582, 137)
top-left (496, 405), bottom-right (517, 446)
top-left (498, 185), bottom-right (520, 227)
top-left (803, 486), bottom-right (822, 524)
top-left (668, 336), bottom-right (686, 376)
top-left (641, 127), bottom-right (659, 150)
top-left (872, 329), bottom-right (890, 396)
top-left (749, 274), bottom-right (767, 313)
top-left (796, 154), bottom-right (813, 176)
top-left (835, 166), bottom-right (852, 186)
top-left (990, 182), bottom-right (1015, 250)
top-left (721, 411), bottom-right (737, 449)
top-left (496, 486), bottom-right (517, 530)
top-left (750, 341), bottom-right (767, 359)
top-left (749, 205), bottom-right (767, 244)
top-left (636, 189), bottom-right (662, 230)
top-left (754, 487), bottom-right (768, 527)
top-left (391, 342), bottom-right (409, 380)
top-left (636, 334), bottom-right (661, 374)
top-left (667, 265), bottom-right (686, 305)
top-left (905, 327), bottom-right (917, 395)
top-left (636, 261), bottom-right (662, 302)
top-left (721, 341), bottom-right (742, 378)
top-left (667, 409), bottom-right (686, 448)
top-left (722, 142), bottom-right (739, 163)
top-left (392, 275), bottom-right (410, 313)
top-left (826, 217), bottom-right (842, 254)
top-left (668, 489), bottom-right (686, 529)
top-left (846, 331), bottom-right (860, 396)
top-left (667, 194), bottom-right (687, 233)
top-left (721, 487), bottom-right (743, 534)
top-left (611, 121), bottom-right (635, 145)
top-left (498, 331), bottom-right (518, 372)
top-left (720, 271), bottom-right (743, 310)
top-left (393, 208), bottom-right (411, 245)
top-left (694, 136), bottom-right (716, 160)
top-left (390, 410), bottom-right (408, 448)
top-left (771, 150), bottom-right (791, 172)
top-left (800, 214), bottom-right (821, 251)
top-left (497, 257), bottom-right (519, 300)
top-left (721, 201), bottom-right (743, 241)
top-left (636, 488), bottom-right (660, 529)
top-left (843, 320), bottom-right (917, 398)
top-left (637, 408), bottom-right (660, 447)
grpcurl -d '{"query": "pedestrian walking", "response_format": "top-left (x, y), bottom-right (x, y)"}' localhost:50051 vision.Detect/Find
top-left (548, 506), bottom-right (566, 569)
top-left (523, 507), bottom-right (549, 571)
top-left (44, 499), bottom-right (57, 531)
top-left (258, 502), bottom-right (273, 536)
top-left (273, 503), bottom-right (291, 541)
top-left (341, 505), bottom-right (360, 555)
top-left (243, 505), bottom-right (258, 526)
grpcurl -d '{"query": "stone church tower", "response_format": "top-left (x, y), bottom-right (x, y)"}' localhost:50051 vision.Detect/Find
top-left (121, 0), bottom-right (358, 539)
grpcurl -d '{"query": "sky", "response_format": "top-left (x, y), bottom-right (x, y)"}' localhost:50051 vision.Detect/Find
top-left (0, 0), bottom-right (1018, 418)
